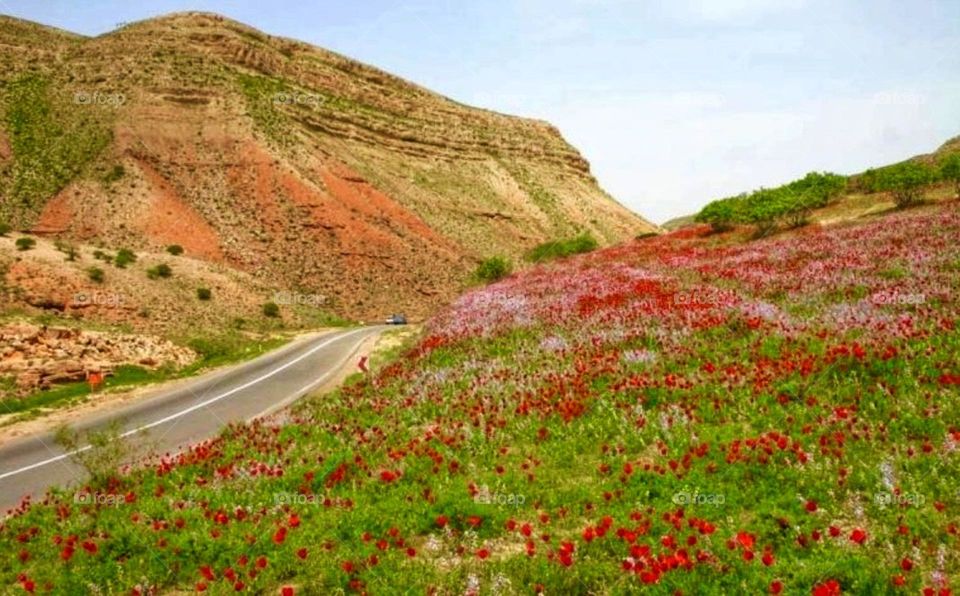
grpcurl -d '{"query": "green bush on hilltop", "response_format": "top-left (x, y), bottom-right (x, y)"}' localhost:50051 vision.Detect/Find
top-left (884, 162), bottom-right (936, 208)
top-left (695, 171), bottom-right (847, 236)
top-left (856, 161), bottom-right (938, 200)
top-left (940, 153), bottom-right (960, 197)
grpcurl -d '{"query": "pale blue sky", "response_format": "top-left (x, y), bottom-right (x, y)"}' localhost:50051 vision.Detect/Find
top-left (3, 0), bottom-right (959, 223)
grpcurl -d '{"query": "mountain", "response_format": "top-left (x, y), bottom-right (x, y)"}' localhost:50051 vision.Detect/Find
top-left (0, 12), bottom-right (656, 321)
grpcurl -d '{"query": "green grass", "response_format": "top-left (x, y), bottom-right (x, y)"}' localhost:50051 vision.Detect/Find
top-left (526, 232), bottom-right (598, 262)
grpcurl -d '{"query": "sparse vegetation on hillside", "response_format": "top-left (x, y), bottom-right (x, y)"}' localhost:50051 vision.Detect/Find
top-left (166, 244), bottom-right (184, 256)
top-left (526, 233), bottom-right (599, 262)
top-left (2, 74), bottom-right (111, 222)
top-left (54, 240), bottom-right (79, 261)
top-left (196, 287), bottom-right (212, 301)
top-left (262, 301), bottom-right (280, 317)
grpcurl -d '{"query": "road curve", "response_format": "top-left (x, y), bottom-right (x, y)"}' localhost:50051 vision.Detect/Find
top-left (0, 326), bottom-right (385, 512)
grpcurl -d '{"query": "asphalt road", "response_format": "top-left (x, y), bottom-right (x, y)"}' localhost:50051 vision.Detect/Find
top-left (0, 326), bottom-right (384, 512)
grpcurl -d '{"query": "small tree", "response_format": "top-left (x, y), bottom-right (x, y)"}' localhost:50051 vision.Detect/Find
top-left (695, 196), bottom-right (745, 233)
top-left (87, 267), bottom-right (105, 283)
top-left (473, 256), bottom-right (512, 283)
top-left (197, 287), bottom-right (212, 301)
top-left (166, 244), bottom-right (184, 256)
top-left (54, 422), bottom-right (145, 486)
top-left (0, 222), bottom-right (11, 236)
top-left (885, 162), bottom-right (935, 208)
top-left (15, 237), bottom-right (36, 251)
top-left (744, 188), bottom-right (787, 237)
top-left (941, 154), bottom-right (960, 198)
top-left (262, 301), bottom-right (280, 317)
top-left (781, 191), bottom-right (817, 229)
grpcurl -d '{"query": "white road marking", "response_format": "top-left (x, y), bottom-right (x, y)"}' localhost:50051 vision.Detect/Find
top-left (0, 328), bottom-right (370, 481)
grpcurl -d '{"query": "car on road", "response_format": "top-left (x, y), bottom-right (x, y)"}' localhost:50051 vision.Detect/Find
top-left (385, 313), bottom-right (408, 325)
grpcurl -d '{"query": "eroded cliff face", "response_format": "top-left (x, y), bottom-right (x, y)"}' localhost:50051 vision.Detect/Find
top-left (0, 12), bottom-right (656, 320)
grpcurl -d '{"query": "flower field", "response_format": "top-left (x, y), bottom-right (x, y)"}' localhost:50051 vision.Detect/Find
top-left (2, 205), bottom-right (960, 595)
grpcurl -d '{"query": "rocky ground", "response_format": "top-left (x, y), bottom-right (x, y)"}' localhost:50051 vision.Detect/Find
top-left (0, 322), bottom-right (194, 394)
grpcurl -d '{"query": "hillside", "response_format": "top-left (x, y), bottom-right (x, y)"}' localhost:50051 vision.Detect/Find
top-left (1, 202), bottom-right (957, 593)
top-left (664, 135), bottom-right (960, 231)
top-left (0, 12), bottom-right (656, 322)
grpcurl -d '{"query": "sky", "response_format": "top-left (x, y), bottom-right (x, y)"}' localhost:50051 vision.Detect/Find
top-left (2, 0), bottom-right (959, 223)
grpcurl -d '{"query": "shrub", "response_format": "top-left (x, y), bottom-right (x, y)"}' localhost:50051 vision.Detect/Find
top-left (940, 153), bottom-right (960, 197)
top-left (197, 287), bottom-right (212, 301)
top-left (695, 172), bottom-right (847, 236)
top-left (884, 162), bottom-right (936, 208)
top-left (55, 423), bottom-right (135, 485)
top-left (526, 233), bottom-right (598, 262)
top-left (15, 237), bottom-right (36, 251)
top-left (262, 301), bottom-right (280, 317)
top-left (0, 222), bottom-right (11, 236)
top-left (743, 188), bottom-right (787, 237)
top-left (54, 239), bottom-right (79, 261)
top-left (87, 267), bottom-right (105, 283)
top-left (146, 263), bottom-right (172, 279)
top-left (103, 164), bottom-right (125, 184)
top-left (114, 248), bottom-right (137, 268)
top-left (166, 244), bottom-right (184, 256)
top-left (695, 195), bottom-right (745, 233)
top-left (473, 256), bottom-right (513, 283)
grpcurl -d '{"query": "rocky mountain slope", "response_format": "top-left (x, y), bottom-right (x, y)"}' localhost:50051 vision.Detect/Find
top-left (0, 12), bottom-right (656, 321)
